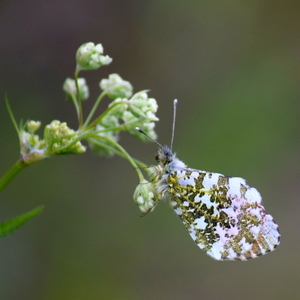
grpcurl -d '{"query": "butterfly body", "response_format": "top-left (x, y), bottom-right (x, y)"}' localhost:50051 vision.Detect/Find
top-left (154, 145), bottom-right (280, 261)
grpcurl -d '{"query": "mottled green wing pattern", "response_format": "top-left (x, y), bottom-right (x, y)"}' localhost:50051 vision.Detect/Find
top-left (167, 169), bottom-right (280, 260)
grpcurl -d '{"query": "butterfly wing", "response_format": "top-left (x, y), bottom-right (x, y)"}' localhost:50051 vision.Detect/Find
top-left (168, 169), bottom-right (280, 260)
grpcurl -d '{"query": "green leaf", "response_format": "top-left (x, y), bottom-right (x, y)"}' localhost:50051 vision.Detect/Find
top-left (0, 205), bottom-right (44, 237)
top-left (5, 95), bottom-right (20, 135)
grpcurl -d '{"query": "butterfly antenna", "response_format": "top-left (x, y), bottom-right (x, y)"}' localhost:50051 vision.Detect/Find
top-left (170, 99), bottom-right (178, 151)
top-left (135, 127), bottom-right (164, 148)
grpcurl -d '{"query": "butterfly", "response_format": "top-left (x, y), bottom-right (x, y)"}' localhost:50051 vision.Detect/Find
top-left (136, 100), bottom-right (280, 260)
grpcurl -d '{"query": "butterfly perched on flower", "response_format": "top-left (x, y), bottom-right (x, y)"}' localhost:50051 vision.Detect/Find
top-left (136, 100), bottom-right (280, 260)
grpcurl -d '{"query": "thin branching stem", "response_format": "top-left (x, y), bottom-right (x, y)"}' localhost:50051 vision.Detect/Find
top-left (88, 137), bottom-right (147, 169)
top-left (74, 69), bottom-right (83, 128)
top-left (88, 134), bottom-right (146, 181)
top-left (70, 94), bottom-right (80, 121)
top-left (85, 101), bottom-right (129, 130)
top-left (82, 91), bottom-right (107, 130)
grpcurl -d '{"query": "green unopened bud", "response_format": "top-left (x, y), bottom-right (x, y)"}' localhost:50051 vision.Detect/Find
top-left (63, 78), bottom-right (89, 101)
top-left (100, 74), bottom-right (133, 99)
top-left (133, 180), bottom-right (158, 215)
top-left (26, 120), bottom-right (41, 134)
top-left (76, 42), bottom-right (112, 71)
top-left (73, 141), bottom-right (86, 154)
top-left (44, 120), bottom-right (86, 155)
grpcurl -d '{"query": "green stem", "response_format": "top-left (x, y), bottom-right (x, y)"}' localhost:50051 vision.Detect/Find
top-left (88, 134), bottom-right (145, 182)
top-left (0, 160), bottom-right (28, 193)
top-left (93, 119), bottom-right (140, 134)
top-left (85, 101), bottom-right (129, 130)
top-left (82, 91), bottom-right (107, 130)
top-left (74, 69), bottom-right (83, 128)
top-left (88, 137), bottom-right (147, 169)
top-left (71, 94), bottom-right (80, 121)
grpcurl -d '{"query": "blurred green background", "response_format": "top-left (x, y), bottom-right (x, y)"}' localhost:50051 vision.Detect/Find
top-left (1, 1), bottom-right (300, 299)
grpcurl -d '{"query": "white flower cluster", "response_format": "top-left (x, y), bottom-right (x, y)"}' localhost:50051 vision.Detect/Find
top-left (108, 90), bottom-right (159, 141)
top-left (89, 75), bottom-right (159, 156)
top-left (63, 78), bottom-right (89, 101)
top-left (76, 42), bottom-right (112, 71)
top-left (133, 180), bottom-right (158, 215)
top-left (124, 91), bottom-right (159, 141)
top-left (100, 74), bottom-right (133, 99)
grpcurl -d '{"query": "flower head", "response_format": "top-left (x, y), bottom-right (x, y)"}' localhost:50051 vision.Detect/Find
top-left (128, 91), bottom-right (159, 122)
top-left (133, 180), bottom-right (158, 215)
top-left (76, 42), bottom-right (112, 71)
top-left (100, 74), bottom-right (133, 99)
top-left (26, 120), bottom-right (41, 134)
top-left (63, 78), bottom-right (89, 101)
top-left (44, 120), bottom-right (86, 154)
top-left (122, 111), bottom-right (157, 141)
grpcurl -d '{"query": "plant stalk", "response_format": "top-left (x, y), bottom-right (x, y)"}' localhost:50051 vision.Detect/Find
top-left (0, 160), bottom-right (28, 193)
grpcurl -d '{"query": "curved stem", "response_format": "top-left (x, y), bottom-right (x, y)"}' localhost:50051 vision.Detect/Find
top-left (0, 160), bottom-right (28, 193)
top-left (88, 137), bottom-right (147, 169)
top-left (85, 101), bottom-right (128, 130)
top-left (88, 134), bottom-right (145, 182)
top-left (82, 91), bottom-right (107, 130)
top-left (71, 94), bottom-right (80, 121)
top-left (74, 69), bottom-right (83, 128)
top-left (93, 118), bottom-right (140, 134)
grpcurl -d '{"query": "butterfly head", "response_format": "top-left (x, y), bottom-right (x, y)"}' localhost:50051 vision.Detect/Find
top-left (155, 145), bottom-right (174, 166)
top-left (136, 99), bottom-right (183, 169)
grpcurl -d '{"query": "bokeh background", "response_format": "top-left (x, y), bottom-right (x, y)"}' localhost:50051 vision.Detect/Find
top-left (1, 1), bottom-right (300, 299)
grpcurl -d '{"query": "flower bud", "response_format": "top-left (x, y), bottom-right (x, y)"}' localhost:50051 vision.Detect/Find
top-left (63, 78), bottom-right (89, 101)
top-left (100, 74), bottom-right (133, 99)
top-left (133, 180), bottom-right (158, 215)
top-left (44, 120), bottom-right (86, 155)
top-left (26, 120), bottom-right (41, 134)
top-left (76, 42), bottom-right (112, 71)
